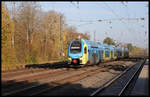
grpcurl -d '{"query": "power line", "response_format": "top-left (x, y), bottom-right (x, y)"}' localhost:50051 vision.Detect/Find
top-left (69, 17), bottom-right (144, 28)
top-left (103, 2), bottom-right (146, 43)
top-left (70, 1), bottom-right (79, 9)
top-left (94, 31), bottom-right (96, 41)
top-left (77, 22), bottom-right (93, 27)
top-left (121, 2), bottom-right (148, 38)
top-left (104, 2), bottom-right (132, 33)
top-left (96, 2), bottom-right (147, 41)
top-left (68, 17), bottom-right (144, 22)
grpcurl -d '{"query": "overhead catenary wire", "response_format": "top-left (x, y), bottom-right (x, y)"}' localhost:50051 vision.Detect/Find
top-left (104, 2), bottom-right (132, 37)
top-left (121, 2), bottom-right (148, 45)
top-left (95, 2), bottom-right (147, 47)
top-left (68, 17), bottom-right (144, 32)
top-left (68, 17), bottom-right (144, 22)
top-left (70, 1), bottom-right (80, 9)
top-left (103, 2), bottom-right (147, 45)
top-left (68, 16), bottom-right (145, 46)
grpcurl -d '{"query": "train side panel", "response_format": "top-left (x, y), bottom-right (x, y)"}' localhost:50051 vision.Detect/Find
top-left (85, 40), bottom-right (100, 65)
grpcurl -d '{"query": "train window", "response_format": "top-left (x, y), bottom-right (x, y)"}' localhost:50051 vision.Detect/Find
top-left (102, 50), bottom-right (104, 55)
top-left (84, 47), bottom-right (87, 54)
top-left (105, 54), bottom-right (109, 57)
top-left (70, 40), bottom-right (81, 54)
top-left (111, 51), bottom-right (113, 56)
top-left (105, 51), bottom-right (109, 57)
top-left (114, 51), bottom-right (117, 56)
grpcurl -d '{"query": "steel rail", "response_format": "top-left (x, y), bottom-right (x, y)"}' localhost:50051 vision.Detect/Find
top-left (2, 58), bottom-right (140, 96)
top-left (90, 60), bottom-right (143, 96)
top-left (2, 65), bottom-right (103, 96)
top-left (118, 59), bottom-right (146, 96)
top-left (30, 67), bottom-right (104, 96)
top-left (26, 66), bottom-right (107, 96)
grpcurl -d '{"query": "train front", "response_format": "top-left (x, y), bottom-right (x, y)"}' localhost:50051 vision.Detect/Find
top-left (68, 39), bottom-right (83, 65)
top-left (68, 38), bottom-right (90, 65)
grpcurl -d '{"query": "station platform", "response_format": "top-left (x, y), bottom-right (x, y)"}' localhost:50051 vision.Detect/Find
top-left (130, 59), bottom-right (149, 96)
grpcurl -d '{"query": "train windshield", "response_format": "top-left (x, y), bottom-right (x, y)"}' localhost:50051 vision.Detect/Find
top-left (70, 40), bottom-right (81, 54)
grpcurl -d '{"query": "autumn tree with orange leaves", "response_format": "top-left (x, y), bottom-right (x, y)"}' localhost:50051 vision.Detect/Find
top-left (2, 2), bottom-right (90, 68)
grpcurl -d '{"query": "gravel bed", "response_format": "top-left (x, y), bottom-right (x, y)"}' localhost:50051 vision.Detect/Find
top-left (42, 72), bottom-right (117, 96)
top-left (40, 61), bottom-right (136, 96)
top-left (2, 66), bottom-right (99, 96)
top-left (2, 60), bottom-right (137, 96)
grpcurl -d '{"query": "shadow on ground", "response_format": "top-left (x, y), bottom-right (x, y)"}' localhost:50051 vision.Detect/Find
top-left (2, 77), bottom-right (148, 96)
top-left (103, 64), bottom-right (128, 71)
top-left (2, 80), bottom-right (97, 96)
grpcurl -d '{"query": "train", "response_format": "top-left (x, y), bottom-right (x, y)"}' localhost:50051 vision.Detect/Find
top-left (68, 39), bottom-right (129, 65)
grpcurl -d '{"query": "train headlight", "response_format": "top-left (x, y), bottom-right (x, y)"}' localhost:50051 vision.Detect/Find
top-left (73, 59), bottom-right (77, 63)
top-left (68, 57), bottom-right (72, 61)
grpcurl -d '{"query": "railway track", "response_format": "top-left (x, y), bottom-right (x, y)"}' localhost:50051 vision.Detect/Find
top-left (2, 58), bottom-right (142, 96)
top-left (2, 64), bottom-right (108, 96)
top-left (2, 68), bottom-right (47, 78)
top-left (90, 59), bottom-right (146, 96)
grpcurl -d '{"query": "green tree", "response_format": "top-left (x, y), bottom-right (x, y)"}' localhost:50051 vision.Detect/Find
top-left (103, 37), bottom-right (115, 45)
top-left (127, 43), bottom-right (133, 52)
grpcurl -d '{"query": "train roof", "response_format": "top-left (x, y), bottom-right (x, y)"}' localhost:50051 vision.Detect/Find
top-left (72, 39), bottom-right (127, 51)
top-left (84, 39), bottom-right (99, 48)
top-left (97, 42), bottom-right (105, 50)
top-left (83, 39), bottom-right (117, 50)
top-left (109, 45), bottom-right (115, 50)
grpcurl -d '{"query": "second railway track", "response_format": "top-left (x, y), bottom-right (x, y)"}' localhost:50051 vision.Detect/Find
top-left (90, 59), bottom-right (146, 96)
top-left (2, 65), bottom-right (106, 96)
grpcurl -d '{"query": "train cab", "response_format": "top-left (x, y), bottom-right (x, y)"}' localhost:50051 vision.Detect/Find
top-left (68, 39), bottom-right (100, 65)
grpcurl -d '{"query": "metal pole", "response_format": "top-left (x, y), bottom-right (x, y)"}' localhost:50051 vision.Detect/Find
top-left (12, 2), bottom-right (15, 49)
top-left (94, 31), bottom-right (96, 41)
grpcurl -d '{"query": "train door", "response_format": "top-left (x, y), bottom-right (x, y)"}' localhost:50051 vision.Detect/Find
top-left (99, 50), bottom-right (102, 62)
top-left (104, 48), bottom-right (110, 61)
top-left (93, 49), bottom-right (96, 64)
top-left (109, 50), bottom-right (111, 60)
top-left (92, 48), bottom-right (98, 64)
top-left (111, 50), bottom-right (114, 59)
top-left (88, 48), bottom-right (94, 65)
top-left (102, 50), bottom-right (105, 62)
top-left (84, 46), bottom-right (88, 64)
top-left (81, 43), bottom-right (88, 64)
top-left (114, 49), bottom-right (117, 60)
top-left (94, 49), bottom-right (99, 64)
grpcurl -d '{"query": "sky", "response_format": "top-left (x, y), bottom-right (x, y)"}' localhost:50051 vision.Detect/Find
top-left (5, 1), bottom-right (149, 48)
